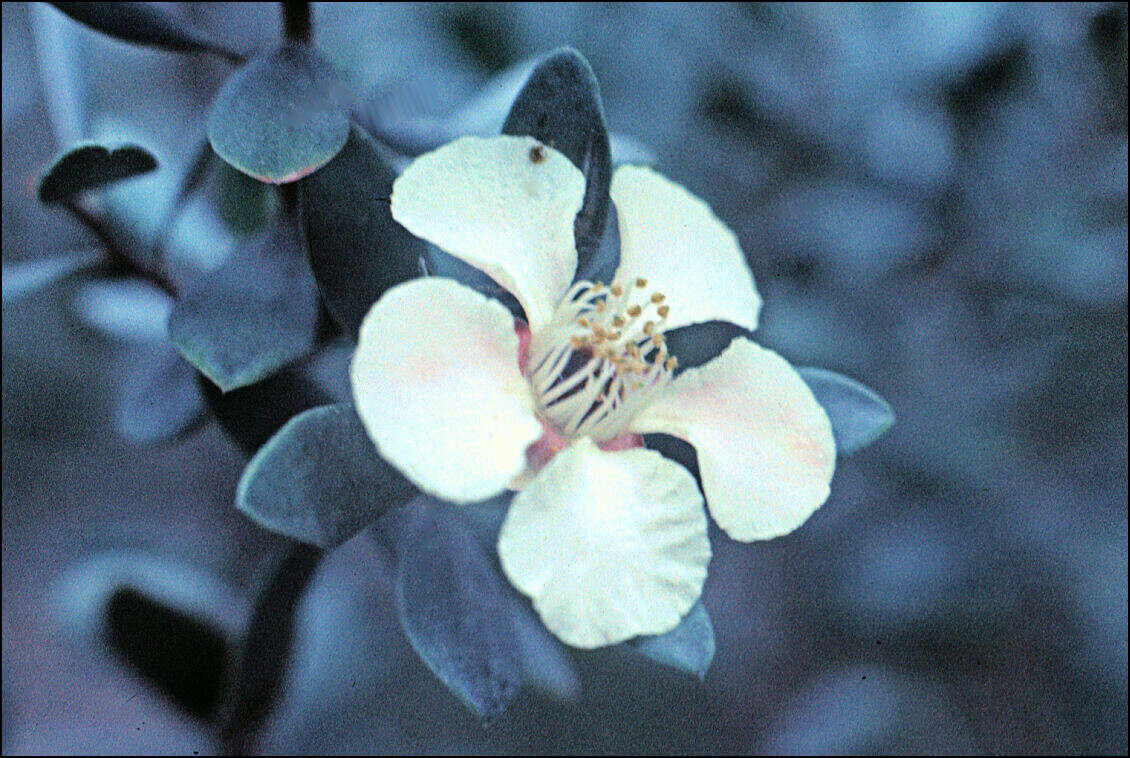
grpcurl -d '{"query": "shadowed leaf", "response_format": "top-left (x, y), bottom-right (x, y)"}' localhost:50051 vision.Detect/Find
top-left (50, 2), bottom-right (242, 61)
top-left (218, 541), bottom-right (322, 752)
top-left (38, 143), bottom-right (158, 204)
top-left (300, 125), bottom-right (423, 338)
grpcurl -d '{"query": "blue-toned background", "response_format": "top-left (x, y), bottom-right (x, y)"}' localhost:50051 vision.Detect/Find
top-left (3, 3), bottom-right (1126, 753)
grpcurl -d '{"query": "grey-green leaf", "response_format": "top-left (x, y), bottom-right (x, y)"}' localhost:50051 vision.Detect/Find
top-left (38, 143), bottom-right (158, 204)
top-left (393, 498), bottom-right (523, 720)
top-left (207, 43), bottom-right (350, 184)
top-left (237, 404), bottom-right (414, 548)
top-left (502, 47), bottom-right (612, 277)
top-left (50, 2), bottom-right (242, 62)
top-left (168, 214), bottom-right (319, 392)
top-left (629, 600), bottom-right (715, 679)
top-left (300, 125), bottom-right (423, 338)
top-left (799, 367), bottom-right (895, 454)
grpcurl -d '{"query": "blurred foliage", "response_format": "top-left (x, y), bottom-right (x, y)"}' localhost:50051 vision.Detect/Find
top-left (2, 2), bottom-right (1126, 755)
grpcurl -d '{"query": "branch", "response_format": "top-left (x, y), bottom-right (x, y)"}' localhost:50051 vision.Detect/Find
top-left (281, 2), bottom-right (311, 42)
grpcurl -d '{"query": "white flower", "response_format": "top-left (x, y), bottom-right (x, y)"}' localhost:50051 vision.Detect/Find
top-left (351, 136), bottom-right (836, 648)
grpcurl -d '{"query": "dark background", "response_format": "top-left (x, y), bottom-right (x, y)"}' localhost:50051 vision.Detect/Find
top-left (3, 3), bottom-right (1126, 753)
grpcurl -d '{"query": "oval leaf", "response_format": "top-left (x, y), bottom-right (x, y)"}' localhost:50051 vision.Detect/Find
top-left (501, 47), bottom-right (612, 275)
top-left (168, 214), bottom-right (320, 392)
top-left (393, 498), bottom-right (523, 719)
top-left (237, 404), bottom-right (415, 548)
top-left (798, 367), bottom-right (895, 455)
top-left (38, 143), bottom-right (158, 204)
top-left (116, 343), bottom-right (207, 445)
top-left (208, 43), bottom-right (349, 184)
top-left (629, 600), bottom-right (715, 679)
top-left (50, 2), bottom-right (242, 61)
top-left (300, 125), bottom-right (423, 338)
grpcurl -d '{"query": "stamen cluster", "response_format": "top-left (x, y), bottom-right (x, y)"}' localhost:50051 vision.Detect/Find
top-left (527, 278), bottom-right (677, 441)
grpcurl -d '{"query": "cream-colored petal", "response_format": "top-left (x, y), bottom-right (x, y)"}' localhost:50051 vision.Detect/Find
top-left (630, 338), bottom-right (835, 541)
top-left (391, 135), bottom-right (585, 331)
top-left (350, 277), bottom-right (542, 504)
top-left (498, 437), bottom-right (710, 649)
top-left (610, 165), bottom-right (761, 332)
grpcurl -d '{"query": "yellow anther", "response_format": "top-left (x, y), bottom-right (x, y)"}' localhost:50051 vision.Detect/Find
top-left (657, 304), bottom-right (670, 318)
top-left (610, 284), bottom-right (623, 297)
top-left (627, 304), bottom-right (642, 318)
top-left (578, 316), bottom-right (589, 327)
top-left (595, 301), bottom-right (606, 312)
top-left (651, 292), bottom-right (666, 304)
top-left (665, 356), bottom-right (678, 371)
top-left (592, 325), bottom-right (607, 340)
top-left (643, 321), bottom-right (655, 335)
top-left (612, 315), bottom-right (625, 328)
top-left (636, 277), bottom-right (648, 288)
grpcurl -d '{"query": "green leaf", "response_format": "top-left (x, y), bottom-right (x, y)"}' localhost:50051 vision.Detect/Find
top-left (50, 2), bottom-right (242, 62)
top-left (116, 344), bottom-right (207, 445)
top-left (300, 125), bottom-right (423, 338)
top-left (237, 404), bottom-right (414, 548)
top-left (208, 43), bottom-right (350, 184)
top-left (501, 47), bottom-right (611, 277)
top-left (393, 498), bottom-right (523, 719)
top-left (798, 367), bottom-right (895, 455)
top-left (168, 214), bottom-right (320, 392)
top-left (38, 143), bottom-right (158, 204)
top-left (629, 601), bottom-right (715, 679)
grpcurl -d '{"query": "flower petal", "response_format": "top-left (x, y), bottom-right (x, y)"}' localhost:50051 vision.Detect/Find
top-left (610, 165), bottom-right (762, 332)
top-left (498, 437), bottom-right (710, 648)
top-left (630, 338), bottom-right (835, 541)
top-left (391, 135), bottom-right (585, 331)
top-left (351, 277), bottom-right (543, 504)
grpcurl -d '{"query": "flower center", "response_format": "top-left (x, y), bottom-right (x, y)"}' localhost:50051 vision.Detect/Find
top-left (525, 278), bottom-right (676, 442)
